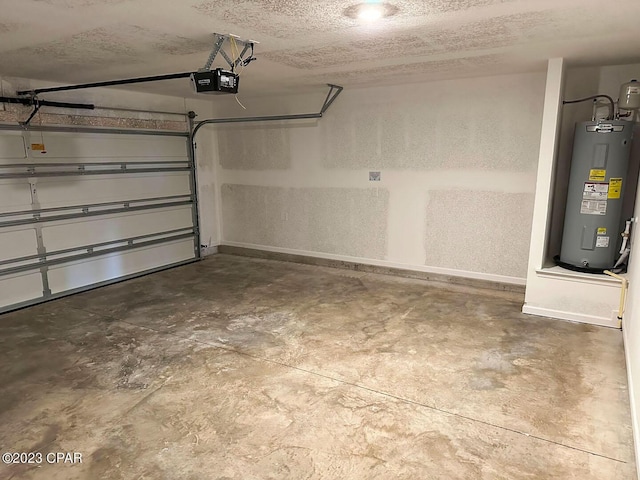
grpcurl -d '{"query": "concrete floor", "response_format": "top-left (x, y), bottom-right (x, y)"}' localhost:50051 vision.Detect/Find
top-left (0, 254), bottom-right (634, 479)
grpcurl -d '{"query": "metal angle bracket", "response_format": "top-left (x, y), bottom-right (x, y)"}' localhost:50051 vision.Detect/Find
top-left (321, 84), bottom-right (344, 114)
top-left (201, 33), bottom-right (259, 72)
top-left (21, 98), bottom-right (42, 126)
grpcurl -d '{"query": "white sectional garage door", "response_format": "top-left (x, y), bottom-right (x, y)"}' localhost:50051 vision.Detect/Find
top-left (0, 126), bottom-right (198, 313)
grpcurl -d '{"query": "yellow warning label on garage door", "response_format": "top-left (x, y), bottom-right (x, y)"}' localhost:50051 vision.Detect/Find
top-left (589, 169), bottom-right (606, 181)
top-left (30, 143), bottom-right (45, 151)
top-left (608, 178), bottom-right (622, 199)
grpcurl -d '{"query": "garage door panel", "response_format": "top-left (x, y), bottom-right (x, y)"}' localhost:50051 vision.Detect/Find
top-left (0, 181), bottom-right (32, 213)
top-left (0, 228), bottom-right (38, 262)
top-left (34, 173), bottom-right (191, 207)
top-left (40, 133), bottom-right (188, 159)
top-left (0, 126), bottom-right (196, 315)
top-left (47, 239), bottom-right (195, 294)
top-left (41, 207), bottom-right (194, 251)
top-left (0, 273), bottom-right (43, 309)
top-left (0, 134), bottom-right (27, 160)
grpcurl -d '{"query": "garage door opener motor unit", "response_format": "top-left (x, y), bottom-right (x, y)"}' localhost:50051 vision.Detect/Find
top-left (557, 81), bottom-right (640, 273)
top-left (191, 69), bottom-right (239, 94)
top-left (190, 33), bottom-right (255, 95)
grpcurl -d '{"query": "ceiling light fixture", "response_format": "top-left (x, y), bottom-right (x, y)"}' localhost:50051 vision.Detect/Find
top-left (358, 4), bottom-right (384, 22)
top-left (344, 2), bottom-right (399, 22)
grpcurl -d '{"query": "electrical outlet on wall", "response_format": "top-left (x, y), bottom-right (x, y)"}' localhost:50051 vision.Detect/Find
top-left (369, 171), bottom-right (381, 181)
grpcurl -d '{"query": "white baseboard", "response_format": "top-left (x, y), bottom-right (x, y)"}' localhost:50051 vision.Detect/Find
top-left (221, 241), bottom-right (526, 286)
top-left (522, 304), bottom-right (618, 328)
top-left (622, 324), bottom-right (640, 480)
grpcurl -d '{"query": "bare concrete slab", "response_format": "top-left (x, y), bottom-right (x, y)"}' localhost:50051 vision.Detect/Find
top-left (0, 254), bottom-right (634, 479)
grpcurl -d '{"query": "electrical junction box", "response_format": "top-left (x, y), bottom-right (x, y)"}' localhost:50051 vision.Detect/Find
top-left (191, 69), bottom-right (239, 94)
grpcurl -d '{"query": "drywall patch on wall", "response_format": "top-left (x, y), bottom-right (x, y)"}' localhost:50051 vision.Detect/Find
top-left (322, 109), bottom-right (381, 169)
top-left (321, 72), bottom-right (545, 171)
top-left (222, 184), bottom-right (388, 259)
top-left (424, 190), bottom-right (534, 277)
top-left (217, 126), bottom-right (291, 170)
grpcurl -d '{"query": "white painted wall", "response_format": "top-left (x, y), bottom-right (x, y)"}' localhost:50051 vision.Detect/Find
top-left (624, 140), bottom-right (640, 479)
top-left (210, 71), bottom-right (547, 284)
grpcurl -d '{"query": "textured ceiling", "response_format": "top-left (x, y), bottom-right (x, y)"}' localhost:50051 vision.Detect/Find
top-left (0, 0), bottom-right (639, 98)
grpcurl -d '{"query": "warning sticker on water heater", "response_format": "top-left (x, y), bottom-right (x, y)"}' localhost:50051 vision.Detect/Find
top-left (608, 178), bottom-right (623, 199)
top-left (583, 182), bottom-right (609, 199)
top-left (589, 169), bottom-right (606, 181)
top-left (581, 200), bottom-right (607, 215)
top-left (581, 183), bottom-right (609, 214)
top-left (596, 236), bottom-right (610, 248)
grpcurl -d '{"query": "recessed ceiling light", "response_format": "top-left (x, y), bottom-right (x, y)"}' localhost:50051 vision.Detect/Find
top-left (343, 2), bottom-right (399, 22)
top-left (358, 4), bottom-right (384, 22)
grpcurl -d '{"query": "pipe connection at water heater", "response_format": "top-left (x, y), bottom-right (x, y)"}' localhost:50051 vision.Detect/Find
top-left (563, 79), bottom-right (640, 122)
top-left (612, 220), bottom-right (633, 272)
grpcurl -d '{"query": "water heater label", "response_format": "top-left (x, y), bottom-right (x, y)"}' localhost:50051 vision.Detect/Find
top-left (597, 227), bottom-right (607, 235)
top-left (608, 178), bottom-right (623, 199)
top-left (580, 200), bottom-right (607, 215)
top-left (583, 182), bottom-right (609, 199)
top-left (596, 236), bottom-right (610, 248)
top-left (589, 169), bottom-right (606, 181)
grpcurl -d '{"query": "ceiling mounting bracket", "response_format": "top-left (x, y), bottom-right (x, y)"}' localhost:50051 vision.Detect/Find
top-left (21, 99), bottom-right (42, 126)
top-left (321, 84), bottom-right (342, 114)
top-left (200, 33), bottom-right (258, 73)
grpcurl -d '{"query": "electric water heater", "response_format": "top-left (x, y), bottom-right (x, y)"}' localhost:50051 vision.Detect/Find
top-left (559, 121), bottom-right (633, 271)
